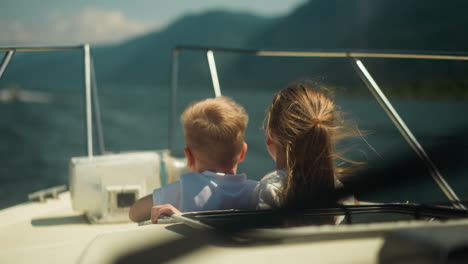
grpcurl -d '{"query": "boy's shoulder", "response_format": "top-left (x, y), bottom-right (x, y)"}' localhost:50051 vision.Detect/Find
top-left (180, 170), bottom-right (248, 182)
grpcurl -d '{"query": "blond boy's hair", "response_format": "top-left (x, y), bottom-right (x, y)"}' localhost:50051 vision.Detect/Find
top-left (181, 96), bottom-right (248, 168)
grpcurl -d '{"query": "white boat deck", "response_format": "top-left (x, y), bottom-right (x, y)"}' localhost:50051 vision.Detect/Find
top-left (3, 192), bottom-right (468, 263)
top-left (0, 192), bottom-right (385, 263)
top-left (0, 192), bottom-right (135, 263)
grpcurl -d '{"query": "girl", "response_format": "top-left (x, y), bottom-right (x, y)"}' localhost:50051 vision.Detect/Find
top-left (254, 82), bottom-right (358, 210)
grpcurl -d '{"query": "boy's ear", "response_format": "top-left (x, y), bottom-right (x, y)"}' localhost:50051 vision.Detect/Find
top-left (184, 147), bottom-right (195, 168)
top-left (238, 142), bottom-right (248, 163)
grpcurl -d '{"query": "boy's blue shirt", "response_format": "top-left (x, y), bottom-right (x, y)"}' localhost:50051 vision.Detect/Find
top-left (153, 170), bottom-right (258, 212)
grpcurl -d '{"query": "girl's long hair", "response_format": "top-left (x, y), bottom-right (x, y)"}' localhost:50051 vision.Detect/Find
top-left (265, 83), bottom-right (358, 208)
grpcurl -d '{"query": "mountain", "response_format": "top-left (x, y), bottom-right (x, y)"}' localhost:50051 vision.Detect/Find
top-left (242, 0), bottom-right (468, 51)
top-left (2, 1), bottom-right (468, 99)
top-left (230, 0), bottom-right (468, 97)
top-left (94, 10), bottom-right (273, 87)
top-left (1, 10), bottom-right (272, 90)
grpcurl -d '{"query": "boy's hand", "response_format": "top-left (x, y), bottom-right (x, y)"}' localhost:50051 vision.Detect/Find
top-left (151, 204), bottom-right (181, 223)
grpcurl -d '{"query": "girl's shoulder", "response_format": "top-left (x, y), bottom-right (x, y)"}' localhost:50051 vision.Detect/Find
top-left (254, 170), bottom-right (287, 210)
top-left (258, 170), bottom-right (287, 189)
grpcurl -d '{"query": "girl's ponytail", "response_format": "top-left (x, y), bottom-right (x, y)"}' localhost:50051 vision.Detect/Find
top-left (282, 118), bottom-right (335, 207)
top-left (265, 83), bottom-right (349, 208)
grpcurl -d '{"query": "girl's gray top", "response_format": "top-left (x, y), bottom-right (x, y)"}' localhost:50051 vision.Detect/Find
top-left (252, 169), bottom-right (355, 210)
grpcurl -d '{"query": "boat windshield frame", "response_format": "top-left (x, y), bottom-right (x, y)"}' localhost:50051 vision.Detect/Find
top-left (1, 44), bottom-right (466, 210)
top-left (168, 45), bottom-right (468, 209)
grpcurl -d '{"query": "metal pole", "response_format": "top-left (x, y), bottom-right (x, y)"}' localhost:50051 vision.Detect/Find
top-left (91, 57), bottom-right (105, 155)
top-left (169, 48), bottom-right (179, 154)
top-left (0, 50), bottom-right (15, 79)
top-left (175, 46), bottom-right (468, 61)
top-left (0, 45), bottom-right (84, 52)
top-left (257, 50), bottom-right (468, 60)
top-left (83, 44), bottom-right (93, 158)
top-left (206, 50), bottom-right (222, 97)
top-left (351, 58), bottom-right (465, 209)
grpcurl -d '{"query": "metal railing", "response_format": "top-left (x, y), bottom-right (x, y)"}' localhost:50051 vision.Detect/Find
top-left (169, 46), bottom-right (468, 209)
top-left (0, 44), bottom-right (105, 158)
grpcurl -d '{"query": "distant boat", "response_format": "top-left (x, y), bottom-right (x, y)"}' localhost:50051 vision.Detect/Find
top-left (0, 85), bottom-right (54, 104)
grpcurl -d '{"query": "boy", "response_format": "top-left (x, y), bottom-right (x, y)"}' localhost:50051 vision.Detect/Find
top-left (129, 96), bottom-right (257, 223)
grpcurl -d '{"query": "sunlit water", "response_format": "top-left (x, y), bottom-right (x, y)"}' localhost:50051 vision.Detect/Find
top-left (1, 85), bottom-right (467, 209)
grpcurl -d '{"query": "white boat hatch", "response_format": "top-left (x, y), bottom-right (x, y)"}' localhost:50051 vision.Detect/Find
top-left (70, 151), bottom-right (187, 224)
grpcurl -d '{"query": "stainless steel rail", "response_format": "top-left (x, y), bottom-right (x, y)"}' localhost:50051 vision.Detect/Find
top-left (0, 44), bottom-right (104, 158)
top-left (0, 51), bottom-right (15, 79)
top-left (0, 45), bottom-right (84, 52)
top-left (169, 48), bottom-right (180, 154)
top-left (257, 51), bottom-right (468, 60)
top-left (83, 44), bottom-right (93, 157)
top-left (351, 58), bottom-right (465, 209)
top-left (170, 46), bottom-right (467, 209)
top-left (206, 50), bottom-right (222, 97)
top-left (174, 45), bottom-right (468, 60)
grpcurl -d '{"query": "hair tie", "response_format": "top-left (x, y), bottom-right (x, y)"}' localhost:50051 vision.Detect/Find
top-left (312, 117), bottom-right (322, 124)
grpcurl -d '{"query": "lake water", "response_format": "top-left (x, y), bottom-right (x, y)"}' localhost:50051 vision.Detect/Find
top-left (1, 85), bottom-right (467, 209)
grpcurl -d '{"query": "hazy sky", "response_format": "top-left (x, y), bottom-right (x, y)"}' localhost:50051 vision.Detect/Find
top-left (0, 0), bottom-right (306, 45)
